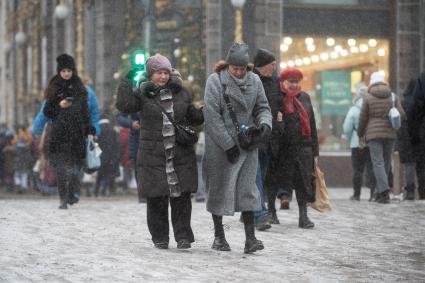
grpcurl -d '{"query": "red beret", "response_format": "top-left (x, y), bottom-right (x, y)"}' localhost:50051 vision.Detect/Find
top-left (280, 67), bottom-right (303, 82)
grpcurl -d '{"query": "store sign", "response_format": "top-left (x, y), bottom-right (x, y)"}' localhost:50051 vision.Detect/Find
top-left (320, 70), bottom-right (352, 116)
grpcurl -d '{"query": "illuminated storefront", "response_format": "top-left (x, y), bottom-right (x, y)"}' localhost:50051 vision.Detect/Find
top-left (281, 1), bottom-right (392, 151)
top-left (279, 35), bottom-right (390, 150)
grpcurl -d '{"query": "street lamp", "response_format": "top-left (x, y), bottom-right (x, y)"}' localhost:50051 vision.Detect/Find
top-left (54, 3), bottom-right (69, 19)
top-left (15, 31), bottom-right (27, 46)
top-left (231, 0), bottom-right (246, 43)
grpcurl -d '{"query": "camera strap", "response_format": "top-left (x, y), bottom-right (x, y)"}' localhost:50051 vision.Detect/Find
top-left (219, 74), bottom-right (241, 133)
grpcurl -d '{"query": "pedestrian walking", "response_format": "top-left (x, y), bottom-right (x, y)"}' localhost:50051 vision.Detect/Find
top-left (116, 112), bottom-right (143, 201)
top-left (407, 71), bottom-right (425, 199)
top-left (342, 86), bottom-right (376, 201)
top-left (265, 67), bottom-right (318, 228)
top-left (396, 79), bottom-right (421, 200)
top-left (116, 54), bottom-right (204, 249)
top-left (13, 126), bottom-right (33, 193)
top-left (358, 71), bottom-right (405, 204)
top-left (252, 48), bottom-right (279, 230)
top-left (2, 132), bottom-right (16, 191)
top-left (43, 54), bottom-right (96, 209)
top-left (203, 43), bottom-right (272, 253)
top-left (94, 113), bottom-right (121, 197)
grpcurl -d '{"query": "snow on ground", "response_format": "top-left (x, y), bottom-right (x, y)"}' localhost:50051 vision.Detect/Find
top-left (1, 189), bottom-right (425, 283)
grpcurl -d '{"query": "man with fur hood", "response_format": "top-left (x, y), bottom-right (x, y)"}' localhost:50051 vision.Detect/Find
top-left (203, 43), bottom-right (272, 254)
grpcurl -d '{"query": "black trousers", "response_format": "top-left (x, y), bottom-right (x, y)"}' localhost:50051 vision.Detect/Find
top-left (51, 154), bottom-right (81, 203)
top-left (351, 147), bottom-right (375, 196)
top-left (267, 146), bottom-right (313, 212)
top-left (415, 154), bottom-right (425, 198)
top-left (146, 192), bottom-right (194, 244)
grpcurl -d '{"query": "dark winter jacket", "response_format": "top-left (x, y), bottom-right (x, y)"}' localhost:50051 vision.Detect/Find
top-left (44, 75), bottom-right (95, 160)
top-left (254, 69), bottom-right (280, 152)
top-left (268, 91), bottom-right (319, 158)
top-left (97, 115), bottom-right (120, 177)
top-left (116, 78), bottom-right (204, 198)
top-left (408, 71), bottom-right (425, 146)
top-left (396, 80), bottom-right (416, 163)
top-left (265, 90), bottom-right (318, 202)
top-left (358, 82), bottom-right (405, 141)
top-left (116, 112), bottom-right (140, 161)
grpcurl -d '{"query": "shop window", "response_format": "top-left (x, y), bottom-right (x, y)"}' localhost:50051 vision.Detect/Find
top-left (279, 36), bottom-right (389, 151)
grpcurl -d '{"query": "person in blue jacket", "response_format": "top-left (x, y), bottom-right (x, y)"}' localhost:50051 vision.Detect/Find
top-left (115, 111), bottom-right (144, 202)
top-left (342, 86), bottom-right (376, 201)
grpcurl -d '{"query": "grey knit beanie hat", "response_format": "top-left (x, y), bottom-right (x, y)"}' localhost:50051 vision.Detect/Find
top-left (225, 43), bottom-right (250, 66)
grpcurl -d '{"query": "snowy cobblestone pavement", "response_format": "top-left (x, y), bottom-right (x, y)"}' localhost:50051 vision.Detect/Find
top-left (1, 189), bottom-right (425, 283)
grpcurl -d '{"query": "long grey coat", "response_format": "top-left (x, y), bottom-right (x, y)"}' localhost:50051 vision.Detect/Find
top-left (203, 69), bottom-right (272, 216)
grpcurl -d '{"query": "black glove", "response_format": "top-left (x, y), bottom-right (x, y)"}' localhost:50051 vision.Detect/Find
top-left (139, 81), bottom-right (160, 98)
top-left (125, 69), bottom-right (139, 81)
top-left (226, 145), bottom-right (240, 164)
top-left (259, 123), bottom-right (271, 141)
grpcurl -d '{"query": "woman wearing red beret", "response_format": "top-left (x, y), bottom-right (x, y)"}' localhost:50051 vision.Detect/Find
top-left (265, 67), bottom-right (319, 228)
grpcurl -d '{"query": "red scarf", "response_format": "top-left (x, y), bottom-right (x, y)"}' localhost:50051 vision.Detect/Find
top-left (279, 82), bottom-right (311, 137)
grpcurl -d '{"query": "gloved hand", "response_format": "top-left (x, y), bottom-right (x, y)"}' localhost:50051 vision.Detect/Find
top-left (139, 81), bottom-right (160, 98)
top-left (226, 145), bottom-right (240, 164)
top-left (259, 123), bottom-right (271, 141)
top-left (125, 69), bottom-right (139, 81)
top-left (167, 68), bottom-right (183, 93)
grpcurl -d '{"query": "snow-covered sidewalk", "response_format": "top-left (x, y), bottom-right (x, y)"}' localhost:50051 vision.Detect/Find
top-left (1, 189), bottom-right (424, 282)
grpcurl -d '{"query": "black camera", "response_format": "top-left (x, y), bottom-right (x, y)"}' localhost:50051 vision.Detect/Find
top-left (238, 124), bottom-right (261, 150)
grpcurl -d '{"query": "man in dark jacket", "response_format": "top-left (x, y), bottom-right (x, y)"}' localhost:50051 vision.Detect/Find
top-left (252, 48), bottom-right (278, 230)
top-left (407, 71), bottom-right (425, 199)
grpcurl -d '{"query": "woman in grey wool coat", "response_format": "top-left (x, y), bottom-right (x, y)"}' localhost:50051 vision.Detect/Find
top-left (203, 43), bottom-right (272, 254)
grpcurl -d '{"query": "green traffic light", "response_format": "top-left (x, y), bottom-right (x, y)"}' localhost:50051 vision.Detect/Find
top-left (134, 53), bottom-right (146, 65)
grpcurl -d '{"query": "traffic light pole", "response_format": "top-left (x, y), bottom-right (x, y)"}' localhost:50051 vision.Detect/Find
top-left (144, 0), bottom-right (154, 54)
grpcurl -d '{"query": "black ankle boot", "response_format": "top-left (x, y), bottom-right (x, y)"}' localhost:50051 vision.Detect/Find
top-left (376, 190), bottom-right (390, 204)
top-left (267, 211), bottom-right (280, 224)
top-left (298, 204), bottom-right (314, 229)
top-left (242, 211), bottom-right (264, 254)
top-left (404, 184), bottom-right (415, 201)
top-left (58, 201), bottom-right (68, 209)
top-left (211, 214), bottom-right (231, 251)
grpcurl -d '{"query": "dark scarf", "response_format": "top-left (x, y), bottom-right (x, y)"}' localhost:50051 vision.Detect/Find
top-left (279, 82), bottom-right (311, 137)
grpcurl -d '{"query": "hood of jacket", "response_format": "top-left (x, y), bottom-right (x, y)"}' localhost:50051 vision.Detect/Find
top-left (354, 96), bottom-right (363, 109)
top-left (368, 82), bottom-right (391, 99)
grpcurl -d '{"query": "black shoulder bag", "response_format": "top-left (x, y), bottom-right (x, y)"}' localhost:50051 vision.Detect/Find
top-left (219, 75), bottom-right (260, 150)
top-left (151, 98), bottom-right (198, 147)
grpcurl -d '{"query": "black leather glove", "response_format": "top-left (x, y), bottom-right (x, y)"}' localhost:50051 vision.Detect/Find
top-left (226, 145), bottom-right (240, 164)
top-left (259, 123), bottom-right (271, 141)
top-left (139, 81), bottom-right (160, 98)
top-left (125, 69), bottom-right (139, 81)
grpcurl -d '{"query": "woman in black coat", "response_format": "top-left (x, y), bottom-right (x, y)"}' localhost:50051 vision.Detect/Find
top-left (116, 54), bottom-right (203, 250)
top-left (44, 54), bottom-right (95, 209)
top-left (266, 67), bottom-right (319, 228)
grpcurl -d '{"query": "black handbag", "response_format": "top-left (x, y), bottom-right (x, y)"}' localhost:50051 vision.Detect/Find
top-left (152, 98), bottom-right (198, 146)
